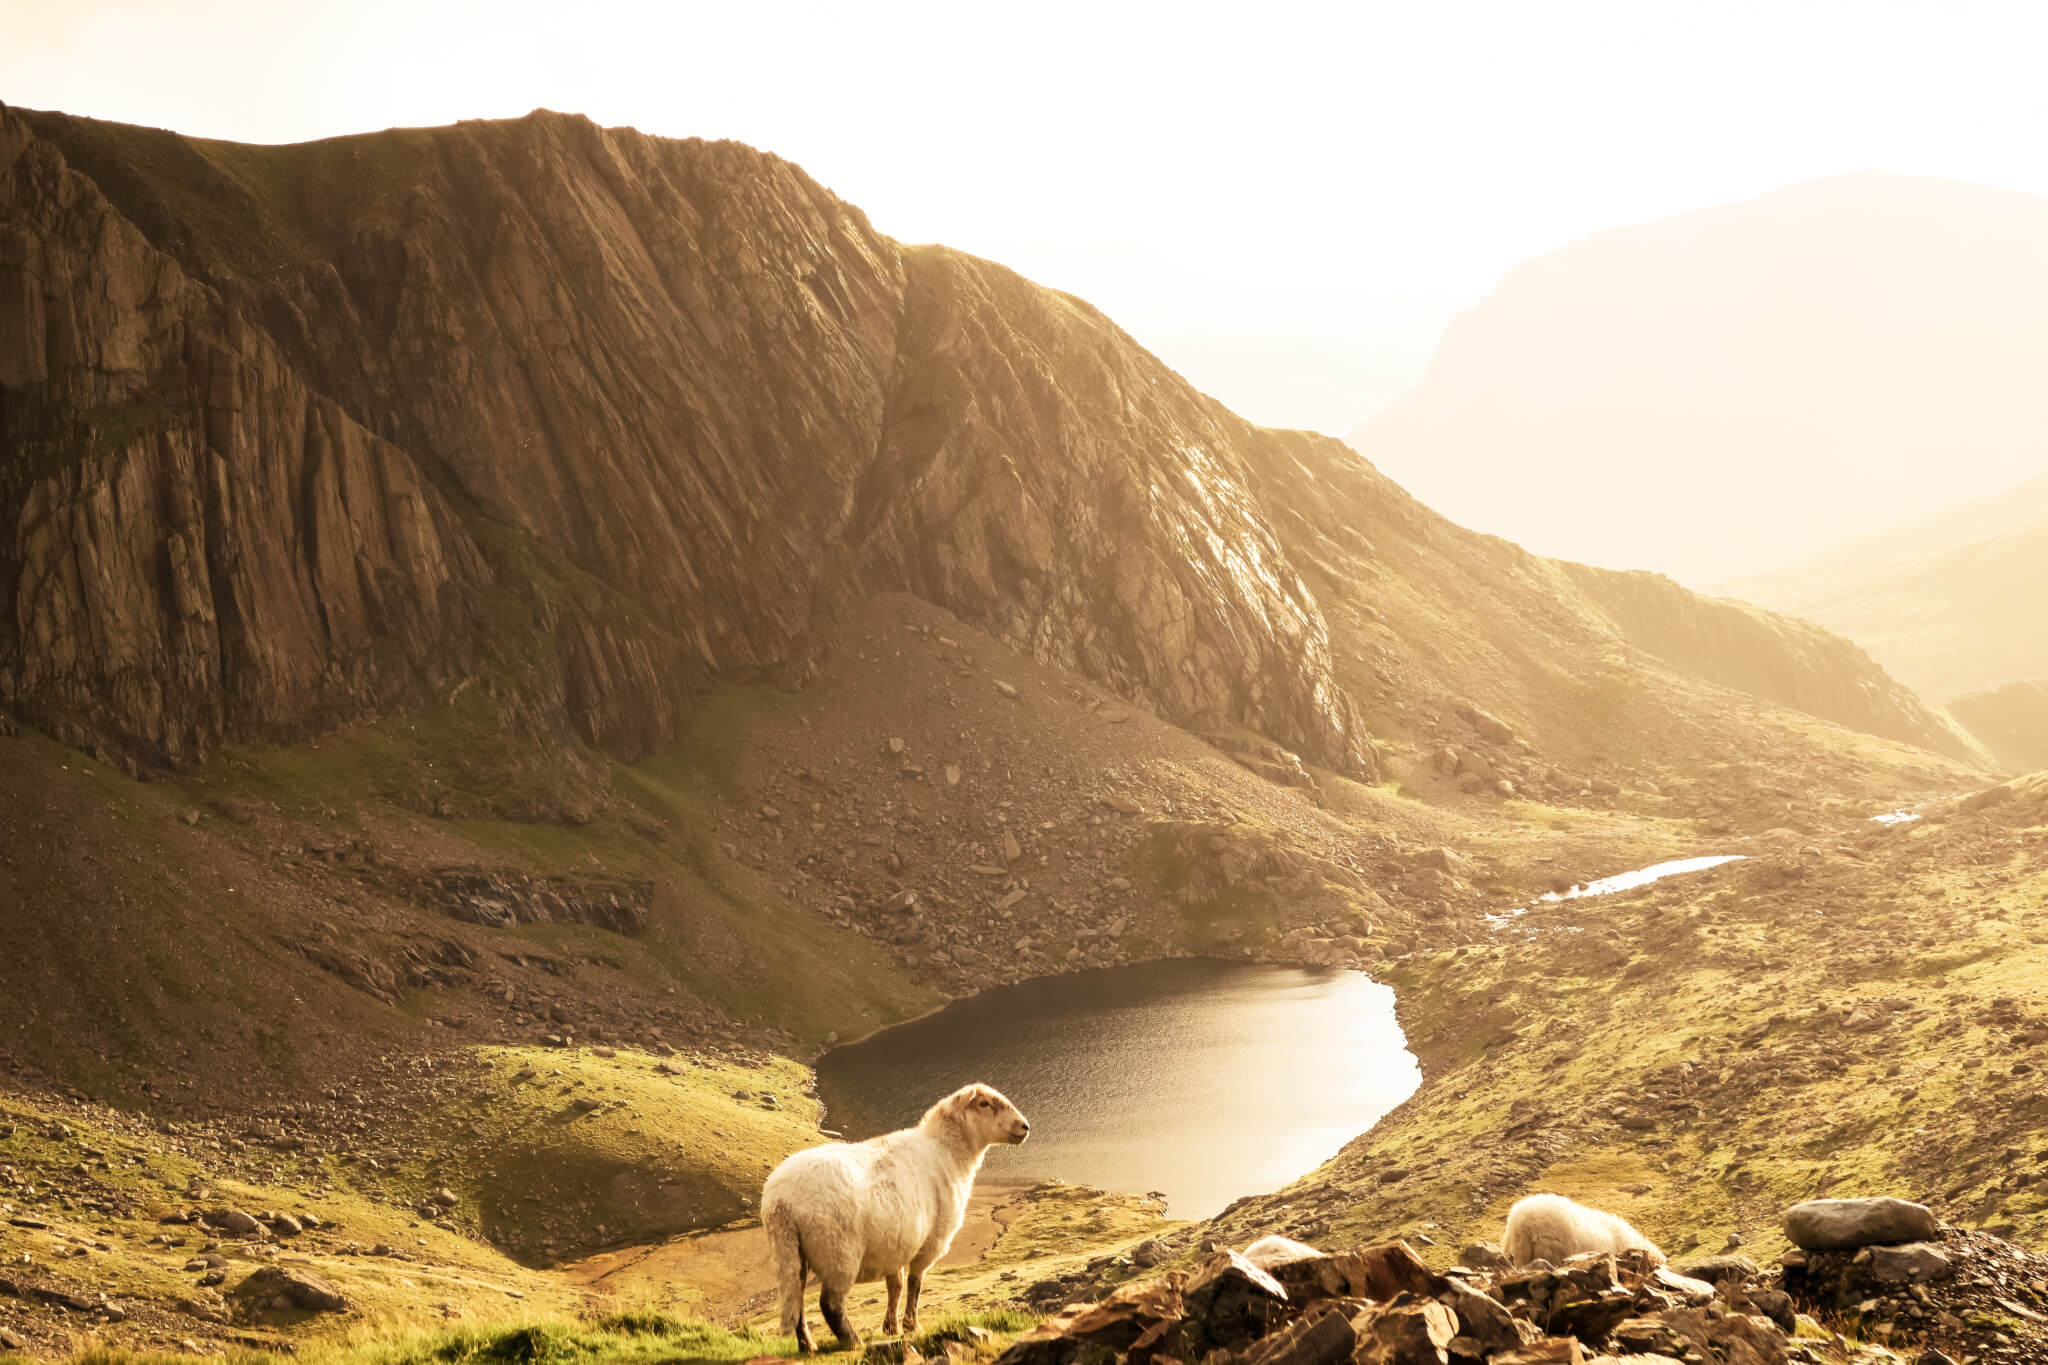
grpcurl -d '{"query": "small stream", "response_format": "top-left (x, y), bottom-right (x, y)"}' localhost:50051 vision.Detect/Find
top-left (1539, 854), bottom-right (1747, 901)
top-left (1485, 853), bottom-right (1747, 929)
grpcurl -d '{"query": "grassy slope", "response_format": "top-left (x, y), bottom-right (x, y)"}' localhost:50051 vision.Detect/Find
top-left (408, 1046), bottom-right (826, 1264)
top-left (57, 1307), bottom-right (1039, 1365)
top-left (0, 686), bottom-right (935, 1102)
top-left (1210, 777), bottom-right (2048, 1266)
top-left (0, 1087), bottom-right (583, 1340)
top-left (0, 587), bottom-right (2015, 1359)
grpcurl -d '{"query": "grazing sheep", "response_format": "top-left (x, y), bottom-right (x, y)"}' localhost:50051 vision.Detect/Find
top-left (1503, 1193), bottom-right (1664, 1266)
top-left (763, 1082), bottom-right (1030, 1351)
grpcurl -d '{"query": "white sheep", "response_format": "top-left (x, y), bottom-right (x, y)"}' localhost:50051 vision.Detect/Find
top-left (1503, 1193), bottom-right (1664, 1266)
top-left (762, 1082), bottom-right (1030, 1351)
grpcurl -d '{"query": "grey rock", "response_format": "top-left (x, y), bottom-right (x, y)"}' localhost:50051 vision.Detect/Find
top-left (1183, 1250), bottom-right (1289, 1347)
top-left (1458, 1241), bottom-right (1513, 1272)
top-left (1676, 1253), bottom-right (1758, 1284)
top-left (1783, 1197), bottom-right (1939, 1250)
top-left (1866, 1242), bottom-right (1953, 1284)
top-left (233, 1263), bottom-right (348, 1313)
top-left (212, 1209), bottom-right (262, 1238)
top-left (1438, 1276), bottom-right (1520, 1354)
top-left (1648, 1267), bottom-right (1719, 1305)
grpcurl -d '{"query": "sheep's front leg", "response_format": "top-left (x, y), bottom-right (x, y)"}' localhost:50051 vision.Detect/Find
top-left (902, 1266), bottom-right (926, 1335)
top-left (882, 1271), bottom-right (904, 1335)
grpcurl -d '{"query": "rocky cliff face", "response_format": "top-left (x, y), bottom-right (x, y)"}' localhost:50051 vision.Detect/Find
top-left (0, 104), bottom-right (1977, 784)
top-left (0, 105), bottom-right (1366, 776)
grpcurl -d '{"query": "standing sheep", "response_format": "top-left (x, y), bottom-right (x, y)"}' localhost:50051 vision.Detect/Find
top-left (762, 1082), bottom-right (1030, 1351)
top-left (1503, 1193), bottom-right (1664, 1266)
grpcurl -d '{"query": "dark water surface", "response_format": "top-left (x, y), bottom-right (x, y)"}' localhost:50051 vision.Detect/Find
top-left (813, 958), bottom-right (1419, 1219)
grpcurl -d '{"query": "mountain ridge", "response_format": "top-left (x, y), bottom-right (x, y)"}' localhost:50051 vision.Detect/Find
top-left (0, 102), bottom-right (1979, 783)
top-left (1347, 170), bottom-right (2048, 585)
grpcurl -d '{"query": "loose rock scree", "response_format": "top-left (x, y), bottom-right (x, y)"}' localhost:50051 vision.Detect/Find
top-left (762, 1082), bottom-right (1030, 1351)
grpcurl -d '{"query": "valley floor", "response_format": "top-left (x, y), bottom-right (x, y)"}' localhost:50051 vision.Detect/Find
top-left (1, 596), bottom-right (2032, 1360)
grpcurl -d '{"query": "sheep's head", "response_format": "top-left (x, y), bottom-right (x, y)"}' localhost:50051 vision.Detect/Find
top-left (930, 1083), bottom-right (1029, 1148)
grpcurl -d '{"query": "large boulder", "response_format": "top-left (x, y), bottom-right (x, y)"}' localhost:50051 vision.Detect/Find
top-left (1241, 1237), bottom-right (1354, 1304)
top-left (1184, 1251), bottom-right (1290, 1349)
top-left (208, 1208), bottom-right (263, 1238)
top-left (231, 1264), bottom-right (347, 1314)
top-left (1454, 700), bottom-right (1516, 745)
top-left (1352, 1301), bottom-right (1457, 1365)
top-left (1438, 1276), bottom-right (1523, 1355)
top-left (992, 1276), bottom-right (1187, 1365)
top-left (1783, 1197), bottom-right (1939, 1251)
top-left (1676, 1254), bottom-right (1759, 1285)
top-left (1218, 1302), bottom-right (1361, 1365)
top-left (1866, 1242), bottom-right (1954, 1285)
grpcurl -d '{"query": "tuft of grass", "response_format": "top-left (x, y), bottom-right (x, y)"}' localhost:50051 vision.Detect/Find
top-left (57, 1313), bottom-right (797, 1365)
top-left (46, 1305), bottom-right (1049, 1365)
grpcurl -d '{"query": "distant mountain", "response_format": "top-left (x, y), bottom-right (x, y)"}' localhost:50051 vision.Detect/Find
top-left (1346, 173), bottom-right (2048, 586)
top-left (1721, 469), bottom-right (2048, 610)
top-left (1728, 511), bottom-right (2048, 704)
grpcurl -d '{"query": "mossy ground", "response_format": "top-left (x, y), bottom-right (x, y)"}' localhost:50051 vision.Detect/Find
top-left (399, 1046), bottom-right (827, 1264)
top-left (1214, 799), bottom-right (2048, 1270)
top-left (0, 1089), bottom-right (582, 1346)
top-left (49, 1305), bottom-right (1034, 1365)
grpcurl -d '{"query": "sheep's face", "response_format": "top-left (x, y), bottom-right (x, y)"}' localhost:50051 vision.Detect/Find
top-left (951, 1083), bottom-right (1030, 1147)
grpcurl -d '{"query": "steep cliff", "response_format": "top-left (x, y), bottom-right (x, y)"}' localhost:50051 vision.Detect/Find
top-left (0, 104), bottom-right (1979, 786)
top-left (0, 104), bottom-right (1367, 776)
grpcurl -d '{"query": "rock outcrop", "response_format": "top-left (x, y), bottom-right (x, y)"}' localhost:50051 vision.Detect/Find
top-left (1781, 1196), bottom-right (1940, 1252)
top-left (1008, 1238), bottom-right (1800, 1365)
top-left (0, 102), bottom-right (1979, 787)
top-left (0, 103), bottom-right (1367, 776)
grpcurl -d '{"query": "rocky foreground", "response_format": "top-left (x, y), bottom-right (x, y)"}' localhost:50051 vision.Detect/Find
top-left (990, 1197), bottom-right (2048, 1365)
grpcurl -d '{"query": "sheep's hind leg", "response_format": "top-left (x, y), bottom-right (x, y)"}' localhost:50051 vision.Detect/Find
top-left (902, 1265), bottom-right (927, 1335)
top-left (778, 1243), bottom-right (813, 1353)
top-left (882, 1271), bottom-right (904, 1335)
top-left (820, 1284), bottom-right (861, 1350)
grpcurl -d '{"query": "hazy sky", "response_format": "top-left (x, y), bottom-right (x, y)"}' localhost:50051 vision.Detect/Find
top-left (6, 1), bottom-right (2048, 434)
